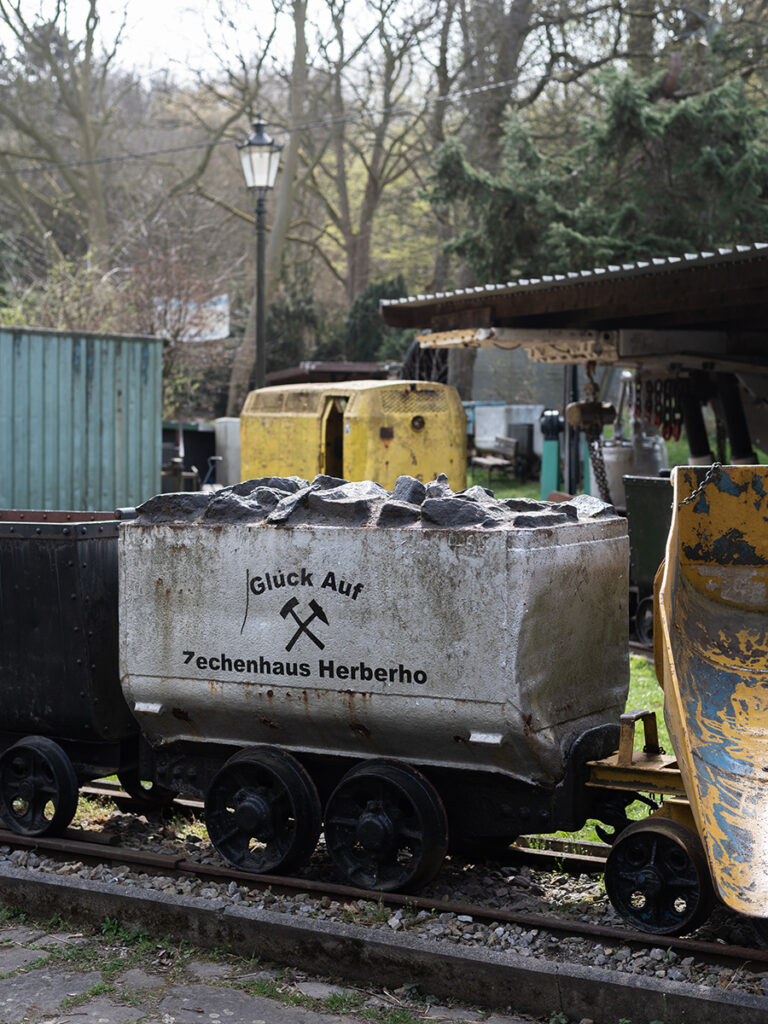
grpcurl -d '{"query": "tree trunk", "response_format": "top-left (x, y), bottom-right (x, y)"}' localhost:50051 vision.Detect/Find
top-left (629, 0), bottom-right (655, 76)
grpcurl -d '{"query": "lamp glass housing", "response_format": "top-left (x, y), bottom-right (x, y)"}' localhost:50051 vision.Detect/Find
top-left (238, 120), bottom-right (282, 190)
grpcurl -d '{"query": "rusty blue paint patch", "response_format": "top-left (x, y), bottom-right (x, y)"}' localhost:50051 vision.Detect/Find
top-left (714, 472), bottom-right (749, 498)
top-left (681, 528), bottom-right (767, 565)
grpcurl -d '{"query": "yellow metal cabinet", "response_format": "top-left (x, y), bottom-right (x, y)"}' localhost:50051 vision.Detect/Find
top-left (240, 380), bottom-right (466, 490)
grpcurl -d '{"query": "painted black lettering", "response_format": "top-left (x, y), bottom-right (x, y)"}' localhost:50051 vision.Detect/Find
top-left (414, 670), bottom-right (427, 685)
top-left (338, 579), bottom-right (352, 596)
top-left (398, 664), bottom-right (412, 684)
top-left (183, 650), bottom-right (195, 664)
top-left (259, 655), bottom-right (271, 674)
top-left (319, 659), bottom-right (334, 678)
top-left (196, 656), bottom-right (207, 670)
top-left (336, 665), bottom-right (349, 679)
top-left (321, 571), bottom-right (337, 591)
top-left (234, 658), bottom-right (245, 673)
top-left (375, 667), bottom-right (387, 682)
top-left (301, 568), bottom-right (313, 586)
top-left (359, 662), bottom-right (372, 681)
top-left (247, 659), bottom-right (258, 673)
top-left (352, 582), bottom-right (364, 600)
top-left (273, 572), bottom-right (286, 589)
top-left (287, 571), bottom-right (299, 586)
top-left (221, 654), bottom-right (232, 672)
top-left (250, 576), bottom-right (265, 595)
top-left (300, 663), bottom-right (311, 677)
top-left (285, 662), bottom-right (299, 676)
top-left (209, 656), bottom-right (220, 670)
top-left (273, 662), bottom-right (285, 675)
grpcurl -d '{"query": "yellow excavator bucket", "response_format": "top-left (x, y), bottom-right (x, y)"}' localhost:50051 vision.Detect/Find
top-left (657, 465), bottom-right (768, 917)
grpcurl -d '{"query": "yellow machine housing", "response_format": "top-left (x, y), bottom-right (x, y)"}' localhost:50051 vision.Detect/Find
top-left (240, 380), bottom-right (467, 490)
top-left (657, 465), bottom-right (768, 917)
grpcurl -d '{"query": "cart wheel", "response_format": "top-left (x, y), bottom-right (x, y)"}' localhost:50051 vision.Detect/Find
top-left (324, 760), bottom-right (448, 892)
top-left (204, 747), bottom-right (321, 875)
top-left (118, 771), bottom-right (177, 809)
top-left (0, 737), bottom-right (79, 836)
top-left (605, 818), bottom-right (713, 935)
top-left (634, 596), bottom-right (654, 647)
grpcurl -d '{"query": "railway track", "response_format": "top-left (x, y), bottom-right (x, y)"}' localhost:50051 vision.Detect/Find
top-left (2, 823), bottom-right (767, 970)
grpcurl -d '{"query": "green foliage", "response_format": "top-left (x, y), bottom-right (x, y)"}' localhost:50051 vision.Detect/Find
top-left (343, 276), bottom-right (414, 362)
top-left (0, 258), bottom-right (138, 332)
top-left (430, 73), bottom-right (768, 282)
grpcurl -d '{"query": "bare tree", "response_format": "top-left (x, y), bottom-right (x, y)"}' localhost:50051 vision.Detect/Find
top-left (0, 0), bottom-right (136, 264)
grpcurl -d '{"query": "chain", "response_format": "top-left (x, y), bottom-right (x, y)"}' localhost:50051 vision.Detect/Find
top-left (588, 432), bottom-right (613, 505)
top-left (678, 462), bottom-right (722, 508)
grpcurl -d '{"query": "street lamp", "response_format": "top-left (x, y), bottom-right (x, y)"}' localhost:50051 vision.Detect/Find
top-left (238, 115), bottom-right (283, 389)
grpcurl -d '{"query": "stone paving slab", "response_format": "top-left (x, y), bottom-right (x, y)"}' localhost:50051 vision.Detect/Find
top-left (118, 967), bottom-right (167, 990)
top-left (158, 983), bottom-right (358, 1024)
top-left (0, 967), bottom-right (102, 1023)
top-left (0, 946), bottom-right (47, 972)
top-left (49, 995), bottom-right (145, 1023)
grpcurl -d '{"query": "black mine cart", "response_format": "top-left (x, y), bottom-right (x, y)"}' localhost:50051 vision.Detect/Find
top-left (0, 510), bottom-right (143, 836)
top-left (623, 475), bottom-right (673, 645)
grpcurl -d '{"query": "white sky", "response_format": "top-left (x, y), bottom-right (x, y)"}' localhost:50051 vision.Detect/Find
top-left (90, 1), bottom-right (218, 78)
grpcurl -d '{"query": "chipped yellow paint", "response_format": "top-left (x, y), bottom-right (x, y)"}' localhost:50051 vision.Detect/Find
top-left (240, 380), bottom-right (467, 489)
top-left (658, 465), bottom-right (768, 917)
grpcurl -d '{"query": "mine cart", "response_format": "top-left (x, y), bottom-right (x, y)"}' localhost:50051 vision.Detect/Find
top-left (0, 511), bottom-right (142, 835)
top-left (240, 380), bottom-right (467, 490)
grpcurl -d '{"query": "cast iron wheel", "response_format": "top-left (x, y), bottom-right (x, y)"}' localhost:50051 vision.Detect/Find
top-left (324, 760), bottom-right (449, 892)
top-left (0, 736), bottom-right (79, 836)
top-left (117, 771), bottom-right (178, 809)
top-left (605, 818), bottom-right (713, 935)
top-left (634, 595), bottom-right (654, 647)
top-left (204, 747), bottom-right (321, 875)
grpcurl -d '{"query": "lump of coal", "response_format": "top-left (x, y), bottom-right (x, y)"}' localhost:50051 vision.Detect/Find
top-left (377, 499), bottom-right (422, 526)
top-left (562, 493), bottom-right (615, 518)
top-left (392, 476), bottom-right (426, 506)
top-left (512, 511), bottom-right (573, 528)
top-left (424, 473), bottom-right (453, 499)
top-left (307, 480), bottom-right (389, 521)
top-left (421, 497), bottom-right (507, 528)
top-left (135, 492), bottom-right (210, 523)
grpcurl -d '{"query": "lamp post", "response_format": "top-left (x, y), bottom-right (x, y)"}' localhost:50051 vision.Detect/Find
top-left (238, 115), bottom-right (283, 389)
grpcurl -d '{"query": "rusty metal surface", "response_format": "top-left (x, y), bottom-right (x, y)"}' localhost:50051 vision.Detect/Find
top-left (659, 465), bottom-right (768, 917)
top-left (119, 487), bottom-right (629, 790)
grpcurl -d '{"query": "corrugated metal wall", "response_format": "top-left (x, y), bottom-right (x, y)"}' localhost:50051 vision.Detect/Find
top-left (0, 328), bottom-right (162, 510)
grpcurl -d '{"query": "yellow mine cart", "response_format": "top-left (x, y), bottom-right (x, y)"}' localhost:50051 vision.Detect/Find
top-left (240, 380), bottom-right (467, 490)
top-left (656, 464), bottom-right (768, 921)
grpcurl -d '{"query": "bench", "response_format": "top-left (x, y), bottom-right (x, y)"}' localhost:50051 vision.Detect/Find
top-left (471, 436), bottom-right (519, 487)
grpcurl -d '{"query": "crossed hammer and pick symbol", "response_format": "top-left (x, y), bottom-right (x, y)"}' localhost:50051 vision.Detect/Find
top-left (280, 597), bottom-right (329, 652)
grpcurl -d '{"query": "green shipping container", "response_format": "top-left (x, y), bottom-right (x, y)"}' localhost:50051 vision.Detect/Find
top-left (0, 328), bottom-right (162, 510)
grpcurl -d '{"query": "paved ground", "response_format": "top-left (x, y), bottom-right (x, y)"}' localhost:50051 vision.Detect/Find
top-left (0, 917), bottom-right (537, 1024)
